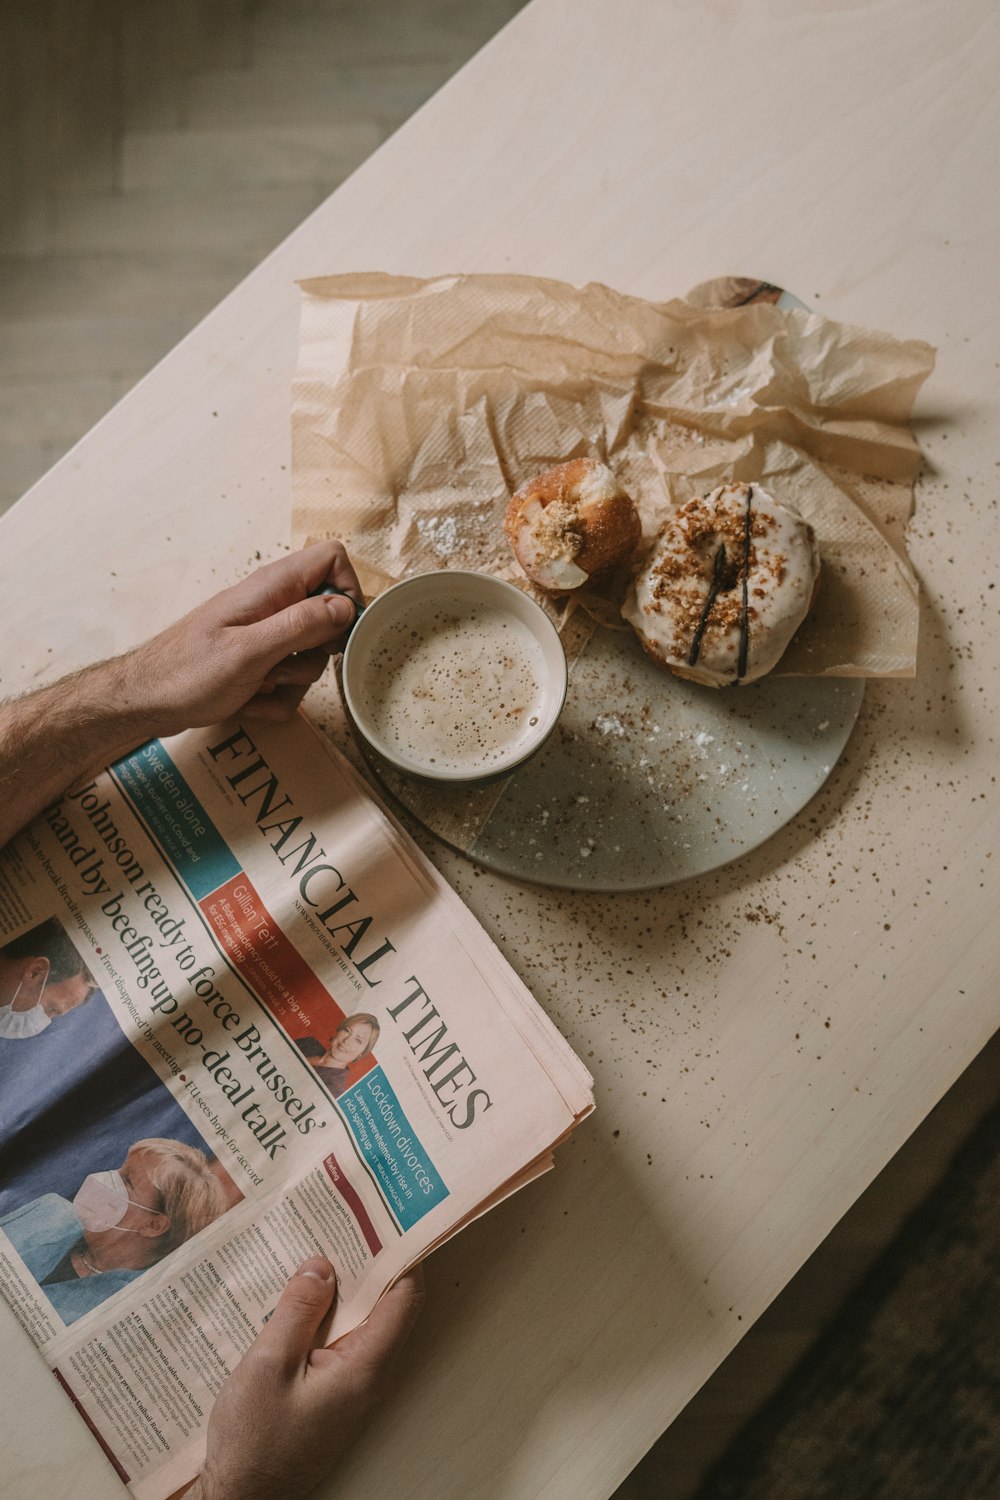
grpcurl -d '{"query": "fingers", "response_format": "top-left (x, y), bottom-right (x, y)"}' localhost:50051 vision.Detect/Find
top-left (246, 641), bottom-right (333, 722)
top-left (322, 1266), bottom-right (425, 1375)
top-left (241, 592), bottom-right (356, 671)
top-left (257, 1258), bottom-right (337, 1374)
top-left (242, 686), bottom-right (310, 722)
top-left (220, 543), bottom-right (363, 626)
top-left (261, 648), bottom-right (329, 691)
top-left (314, 545), bottom-right (363, 607)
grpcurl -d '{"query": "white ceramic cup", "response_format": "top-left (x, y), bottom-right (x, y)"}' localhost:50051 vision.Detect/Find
top-left (341, 571), bottom-right (568, 785)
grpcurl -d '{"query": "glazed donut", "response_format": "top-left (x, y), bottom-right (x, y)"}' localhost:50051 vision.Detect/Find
top-left (622, 482), bottom-right (820, 687)
top-left (505, 458), bottom-right (641, 593)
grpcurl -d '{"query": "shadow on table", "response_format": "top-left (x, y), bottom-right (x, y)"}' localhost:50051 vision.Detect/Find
top-left (332, 1112), bottom-right (713, 1498)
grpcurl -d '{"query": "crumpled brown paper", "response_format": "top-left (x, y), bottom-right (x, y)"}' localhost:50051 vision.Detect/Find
top-left (291, 272), bottom-right (935, 676)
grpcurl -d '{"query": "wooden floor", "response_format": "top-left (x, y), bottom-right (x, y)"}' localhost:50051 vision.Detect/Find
top-left (0, 0), bottom-right (527, 515)
top-left (617, 1030), bottom-right (1000, 1498)
top-left (2, 4), bottom-right (998, 1497)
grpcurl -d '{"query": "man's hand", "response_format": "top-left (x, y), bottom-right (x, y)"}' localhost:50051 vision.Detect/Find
top-left (190, 1257), bottom-right (424, 1500)
top-left (0, 542), bottom-right (362, 847)
top-left (126, 541), bottom-right (362, 735)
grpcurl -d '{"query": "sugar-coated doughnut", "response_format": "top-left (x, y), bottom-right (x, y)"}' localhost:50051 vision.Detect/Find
top-left (622, 483), bottom-right (820, 687)
top-left (505, 458), bottom-right (641, 593)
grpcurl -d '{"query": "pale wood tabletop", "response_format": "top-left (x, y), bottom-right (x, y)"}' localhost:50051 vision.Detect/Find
top-left (1, 2), bottom-right (997, 1497)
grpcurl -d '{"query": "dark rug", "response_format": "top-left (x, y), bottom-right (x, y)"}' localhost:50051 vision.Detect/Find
top-left (694, 1101), bottom-right (1000, 1500)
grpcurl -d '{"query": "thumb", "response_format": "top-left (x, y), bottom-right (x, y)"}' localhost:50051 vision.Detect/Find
top-left (258, 1258), bottom-right (337, 1372)
top-left (328, 1266), bottom-right (424, 1373)
top-left (242, 594), bottom-right (356, 670)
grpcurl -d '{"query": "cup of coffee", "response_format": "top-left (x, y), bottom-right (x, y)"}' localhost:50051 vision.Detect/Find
top-left (341, 571), bottom-right (568, 785)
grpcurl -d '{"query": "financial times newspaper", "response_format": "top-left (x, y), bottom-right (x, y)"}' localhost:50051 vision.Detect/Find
top-left (0, 714), bottom-right (593, 1498)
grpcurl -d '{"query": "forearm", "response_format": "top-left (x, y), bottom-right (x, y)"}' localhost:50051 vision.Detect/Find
top-left (0, 657), bottom-right (160, 848)
top-left (0, 543), bottom-right (361, 852)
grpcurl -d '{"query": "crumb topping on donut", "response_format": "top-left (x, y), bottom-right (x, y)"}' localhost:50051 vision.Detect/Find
top-left (622, 483), bottom-right (820, 686)
top-left (505, 457), bottom-right (641, 592)
top-left (526, 496), bottom-right (584, 565)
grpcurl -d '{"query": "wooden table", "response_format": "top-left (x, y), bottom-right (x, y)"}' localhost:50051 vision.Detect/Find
top-left (1, 1), bottom-right (997, 1495)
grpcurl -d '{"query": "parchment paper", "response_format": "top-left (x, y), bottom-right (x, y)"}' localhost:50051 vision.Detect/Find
top-left (291, 272), bottom-right (935, 676)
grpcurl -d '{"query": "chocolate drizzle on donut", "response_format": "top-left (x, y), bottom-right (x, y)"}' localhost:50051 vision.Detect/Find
top-left (625, 480), bottom-right (818, 687)
top-left (688, 542), bottom-right (728, 668)
top-left (737, 484), bottom-right (754, 681)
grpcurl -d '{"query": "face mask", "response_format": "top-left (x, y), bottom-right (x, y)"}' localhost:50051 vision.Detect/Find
top-left (72, 1171), bottom-right (163, 1234)
top-left (0, 985), bottom-right (51, 1040)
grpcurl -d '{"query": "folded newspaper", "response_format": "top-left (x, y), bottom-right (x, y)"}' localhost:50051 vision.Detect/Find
top-left (0, 712), bottom-right (593, 1498)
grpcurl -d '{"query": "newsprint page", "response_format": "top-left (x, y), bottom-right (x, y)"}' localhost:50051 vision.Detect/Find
top-left (0, 713), bottom-right (593, 1498)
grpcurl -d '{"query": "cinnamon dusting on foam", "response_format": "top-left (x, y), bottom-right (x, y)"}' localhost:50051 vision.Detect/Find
top-left (359, 603), bottom-right (548, 774)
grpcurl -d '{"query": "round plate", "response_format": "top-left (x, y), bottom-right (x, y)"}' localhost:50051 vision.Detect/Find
top-left (360, 276), bottom-right (861, 891)
top-left (362, 623), bottom-right (864, 892)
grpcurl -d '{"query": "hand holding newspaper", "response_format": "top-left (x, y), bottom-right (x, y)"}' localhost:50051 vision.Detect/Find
top-left (0, 711), bottom-right (593, 1498)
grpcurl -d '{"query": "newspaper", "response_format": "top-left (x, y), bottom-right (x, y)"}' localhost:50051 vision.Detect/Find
top-left (0, 711), bottom-right (593, 1498)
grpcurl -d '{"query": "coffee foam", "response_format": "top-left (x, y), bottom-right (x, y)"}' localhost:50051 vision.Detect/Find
top-left (357, 601), bottom-right (548, 774)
